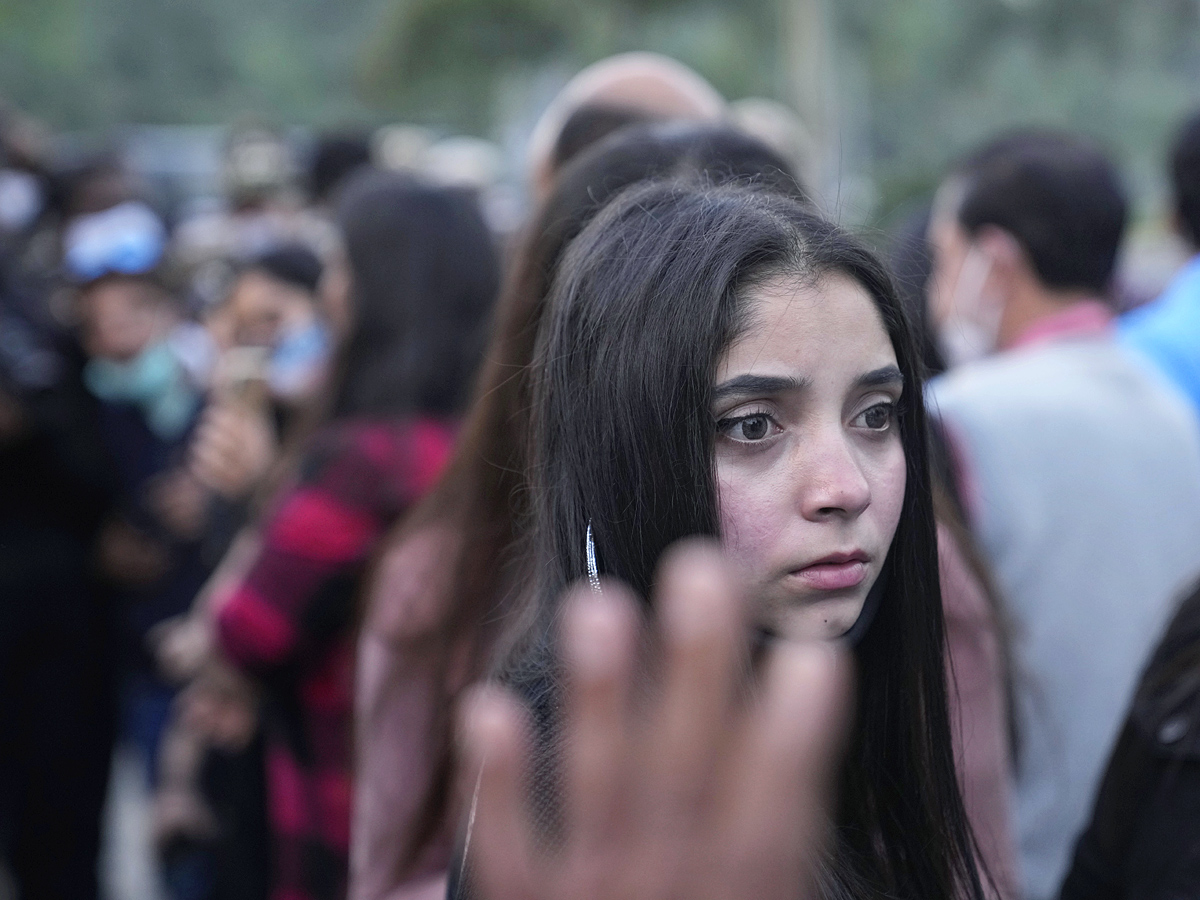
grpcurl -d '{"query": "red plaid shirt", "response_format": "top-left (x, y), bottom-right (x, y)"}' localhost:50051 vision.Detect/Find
top-left (217, 418), bottom-right (455, 900)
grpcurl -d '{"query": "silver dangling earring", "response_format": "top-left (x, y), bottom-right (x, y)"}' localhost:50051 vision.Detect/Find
top-left (586, 521), bottom-right (602, 594)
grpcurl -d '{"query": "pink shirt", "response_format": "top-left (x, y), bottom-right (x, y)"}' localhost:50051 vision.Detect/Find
top-left (940, 523), bottom-right (1019, 899)
top-left (350, 526), bottom-right (470, 900)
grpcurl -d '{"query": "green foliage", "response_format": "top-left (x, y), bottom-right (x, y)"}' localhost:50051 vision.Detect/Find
top-left (359, 0), bottom-right (574, 130)
top-left (0, 0), bottom-right (392, 129)
top-left (357, 0), bottom-right (780, 132)
top-left (1, 0), bottom-right (1197, 226)
top-left (834, 0), bottom-right (1200, 222)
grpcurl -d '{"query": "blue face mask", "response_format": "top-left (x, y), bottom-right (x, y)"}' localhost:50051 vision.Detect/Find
top-left (84, 341), bottom-right (199, 440)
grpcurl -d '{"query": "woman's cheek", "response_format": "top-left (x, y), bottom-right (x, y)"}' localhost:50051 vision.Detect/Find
top-left (716, 468), bottom-right (788, 583)
top-left (872, 444), bottom-right (908, 544)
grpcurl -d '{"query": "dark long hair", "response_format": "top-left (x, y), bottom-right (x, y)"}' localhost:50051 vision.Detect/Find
top-left (366, 123), bottom-right (807, 880)
top-left (526, 180), bottom-right (984, 900)
top-left (252, 170), bottom-right (498, 512)
top-left (331, 168), bottom-right (499, 420)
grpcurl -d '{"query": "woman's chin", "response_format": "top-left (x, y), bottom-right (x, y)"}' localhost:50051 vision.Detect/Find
top-left (769, 594), bottom-right (866, 642)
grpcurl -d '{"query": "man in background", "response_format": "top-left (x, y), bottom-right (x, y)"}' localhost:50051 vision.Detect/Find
top-left (926, 130), bottom-right (1200, 900)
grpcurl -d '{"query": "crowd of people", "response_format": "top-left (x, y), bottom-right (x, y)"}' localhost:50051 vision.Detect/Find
top-left (3, 50), bottom-right (1200, 900)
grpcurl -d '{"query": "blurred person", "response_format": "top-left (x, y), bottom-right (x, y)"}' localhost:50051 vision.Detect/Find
top-left (70, 206), bottom-right (322, 900)
top-left (66, 200), bottom-right (246, 900)
top-left (0, 216), bottom-right (118, 900)
top-left (211, 243), bottom-right (332, 413)
top-left (186, 243), bottom-right (331, 560)
top-left (524, 52), bottom-right (727, 203)
top-left (926, 129), bottom-right (1200, 900)
top-left (307, 132), bottom-right (372, 210)
top-left (200, 169), bottom-right (498, 900)
top-left (147, 245), bottom-right (332, 900)
top-left (66, 200), bottom-right (224, 788)
top-left (173, 124), bottom-right (337, 313)
top-left (151, 243), bottom-right (332, 680)
top-left (1118, 107), bottom-right (1200, 416)
top-left (453, 180), bottom-right (988, 900)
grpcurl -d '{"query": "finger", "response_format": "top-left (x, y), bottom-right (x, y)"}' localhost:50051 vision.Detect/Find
top-left (646, 541), bottom-right (747, 817)
top-left (459, 686), bottom-right (541, 900)
top-left (561, 581), bottom-right (639, 849)
top-left (720, 640), bottom-right (851, 898)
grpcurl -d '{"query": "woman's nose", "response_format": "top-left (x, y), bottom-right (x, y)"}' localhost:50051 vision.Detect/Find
top-left (798, 432), bottom-right (871, 520)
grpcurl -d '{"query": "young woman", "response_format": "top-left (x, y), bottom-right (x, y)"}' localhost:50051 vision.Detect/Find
top-left (351, 122), bottom-right (808, 900)
top-left (459, 180), bottom-right (987, 900)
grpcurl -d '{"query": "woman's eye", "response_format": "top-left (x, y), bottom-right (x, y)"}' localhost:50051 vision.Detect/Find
top-left (854, 403), bottom-right (895, 431)
top-left (719, 413), bottom-right (776, 442)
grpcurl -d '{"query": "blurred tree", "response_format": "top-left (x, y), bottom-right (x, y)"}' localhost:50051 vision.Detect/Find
top-left (357, 0), bottom-right (781, 132)
top-left (0, 0), bottom-right (393, 129)
top-left (359, 0), bottom-right (575, 130)
top-left (1, 0), bottom-right (1198, 228)
top-left (835, 0), bottom-right (1200, 222)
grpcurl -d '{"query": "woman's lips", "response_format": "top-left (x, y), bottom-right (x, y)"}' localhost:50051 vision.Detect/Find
top-left (791, 559), bottom-right (867, 591)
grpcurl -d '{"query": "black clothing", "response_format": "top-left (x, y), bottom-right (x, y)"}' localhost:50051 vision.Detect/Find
top-left (0, 273), bottom-right (119, 900)
top-left (1059, 578), bottom-right (1200, 900)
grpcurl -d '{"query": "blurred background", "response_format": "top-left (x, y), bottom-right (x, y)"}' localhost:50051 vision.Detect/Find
top-left (5, 0), bottom-right (1200, 227)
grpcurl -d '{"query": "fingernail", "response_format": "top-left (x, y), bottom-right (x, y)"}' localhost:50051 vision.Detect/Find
top-left (565, 594), bottom-right (624, 679)
top-left (660, 553), bottom-right (731, 644)
top-left (461, 689), bottom-right (509, 755)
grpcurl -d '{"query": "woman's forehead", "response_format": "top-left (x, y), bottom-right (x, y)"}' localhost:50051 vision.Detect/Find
top-left (718, 273), bottom-right (895, 382)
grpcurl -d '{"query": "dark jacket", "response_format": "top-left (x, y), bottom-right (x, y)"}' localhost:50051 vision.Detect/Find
top-left (1059, 577), bottom-right (1200, 900)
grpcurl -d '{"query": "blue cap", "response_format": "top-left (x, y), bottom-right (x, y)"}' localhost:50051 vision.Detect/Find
top-left (63, 201), bottom-right (167, 284)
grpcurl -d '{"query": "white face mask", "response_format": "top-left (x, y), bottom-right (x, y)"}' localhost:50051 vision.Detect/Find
top-left (937, 243), bottom-right (1000, 367)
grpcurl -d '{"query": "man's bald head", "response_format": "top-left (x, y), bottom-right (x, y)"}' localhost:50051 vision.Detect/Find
top-left (526, 52), bottom-right (727, 201)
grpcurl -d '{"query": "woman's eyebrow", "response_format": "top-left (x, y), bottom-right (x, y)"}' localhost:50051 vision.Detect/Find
top-left (711, 373), bottom-right (809, 403)
top-left (853, 365), bottom-right (904, 391)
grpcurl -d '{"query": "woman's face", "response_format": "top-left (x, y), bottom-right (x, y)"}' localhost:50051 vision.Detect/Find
top-left (712, 273), bottom-right (906, 641)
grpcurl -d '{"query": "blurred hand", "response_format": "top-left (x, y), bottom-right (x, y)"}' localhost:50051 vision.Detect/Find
top-left (152, 788), bottom-right (219, 850)
top-left (153, 718), bottom-right (219, 850)
top-left (459, 541), bottom-right (851, 900)
top-left (96, 518), bottom-right (171, 585)
top-left (149, 469), bottom-right (210, 540)
top-left (178, 657), bottom-right (260, 752)
top-left (149, 613), bottom-right (215, 684)
top-left (188, 399), bottom-right (277, 501)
